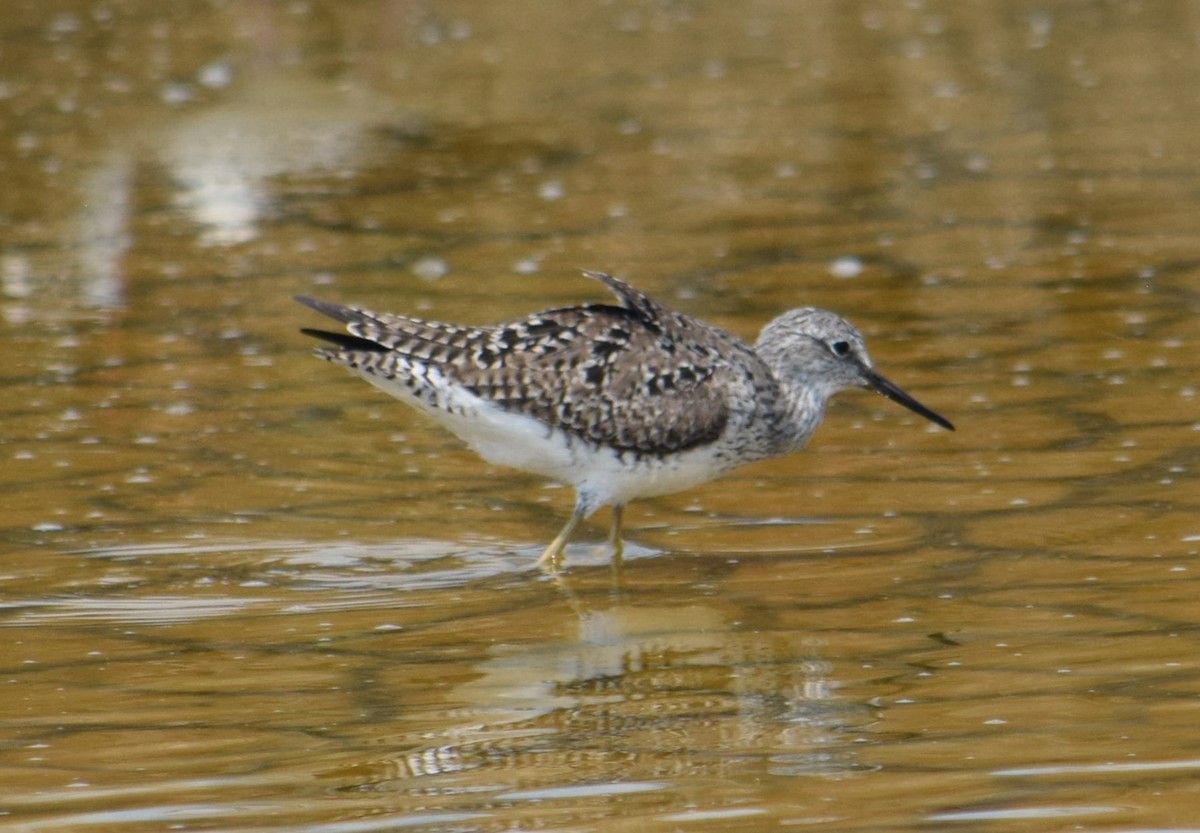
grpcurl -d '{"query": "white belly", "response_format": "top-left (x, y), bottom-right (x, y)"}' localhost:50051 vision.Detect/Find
top-left (353, 367), bottom-right (733, 515)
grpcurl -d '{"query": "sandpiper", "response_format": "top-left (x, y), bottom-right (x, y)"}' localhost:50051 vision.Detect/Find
top-left (296, 271), bottom-right (953, 567)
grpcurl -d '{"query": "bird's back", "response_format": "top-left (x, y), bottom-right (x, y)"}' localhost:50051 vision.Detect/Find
top-left (297, 273), bottom-right (783, 460)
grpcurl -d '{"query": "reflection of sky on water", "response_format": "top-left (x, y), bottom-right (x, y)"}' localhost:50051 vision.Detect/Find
top-left (25, 66), bottom-right (393, 312)
top-left (159, 72), bottom-right (377, 248)
top-left (75, 154), bottom-right (133, 308)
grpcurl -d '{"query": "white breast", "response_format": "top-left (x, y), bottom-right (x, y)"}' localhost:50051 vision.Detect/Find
top-left (351, 366), bottom-right (734, 515)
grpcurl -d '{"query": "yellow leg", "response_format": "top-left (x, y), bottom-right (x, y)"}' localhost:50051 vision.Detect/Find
top-left (607, 505), bottom-right (626, 581)
top-left (537, 509), bottom-right (584, 569)
top-left (607, 505), bottom-right (625, 558)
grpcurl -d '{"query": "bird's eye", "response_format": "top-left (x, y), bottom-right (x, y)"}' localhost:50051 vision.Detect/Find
top-left (830, 340), bottom-right (851, 357)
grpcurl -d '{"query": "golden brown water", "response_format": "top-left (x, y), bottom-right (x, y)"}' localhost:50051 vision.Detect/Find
top-left (2, 2), bottom-right (1198, 831)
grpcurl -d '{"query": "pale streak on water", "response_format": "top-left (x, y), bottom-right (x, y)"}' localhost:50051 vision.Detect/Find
top-left (1, 2), bottom-right (1198, 832)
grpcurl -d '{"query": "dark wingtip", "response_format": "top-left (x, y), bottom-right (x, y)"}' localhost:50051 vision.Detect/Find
top-left (294, 294), bottom-right (358, 324)
top-left (580, 269), bottom-right (622, 296)
top-left (579, 269), bottom-right (664, 328)
top-left (299, 327), bottom-right (389, 353)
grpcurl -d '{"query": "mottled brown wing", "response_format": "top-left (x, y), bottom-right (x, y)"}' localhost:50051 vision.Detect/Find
top-left (451, 314), bottom-right (728, 454)
top-left (443, 273), bottom-right (760, 455)
top-left (297, 273), bottom-right (754, 455)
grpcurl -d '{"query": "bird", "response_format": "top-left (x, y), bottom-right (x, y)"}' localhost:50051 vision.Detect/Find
top-left (295, 271), bottom-right (954, 568)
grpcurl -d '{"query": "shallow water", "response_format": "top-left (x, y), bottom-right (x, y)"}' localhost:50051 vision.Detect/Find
top-left (2, 2), bottom-right (1198, 831)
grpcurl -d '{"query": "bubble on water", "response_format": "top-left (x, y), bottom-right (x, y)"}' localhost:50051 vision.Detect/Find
top-left (160, 82), bottom-right (194, 106)
top-left (412, 257), bottom-right (448, 282)
top-left (538, 180), bottom-right (566, 201)
top-left (198, 61), bottom-right (234, 89)
top-left (830, 256), bottom-right (863, 279)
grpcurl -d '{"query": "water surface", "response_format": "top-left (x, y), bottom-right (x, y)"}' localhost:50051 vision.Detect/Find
top-left (1, 2), bottom-right (1198, 831)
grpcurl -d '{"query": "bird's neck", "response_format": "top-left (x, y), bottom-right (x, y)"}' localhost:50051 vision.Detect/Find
top-left (767, 375), bottom-right (832, 455)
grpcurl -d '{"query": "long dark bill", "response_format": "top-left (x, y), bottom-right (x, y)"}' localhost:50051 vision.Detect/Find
top-left (864, 369), bottom-right (955, 431)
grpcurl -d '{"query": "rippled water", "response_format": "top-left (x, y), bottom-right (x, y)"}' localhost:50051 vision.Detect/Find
top-left (2, 2), bottom-right (1198, 832)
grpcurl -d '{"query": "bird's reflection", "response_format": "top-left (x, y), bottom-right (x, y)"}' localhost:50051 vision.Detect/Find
top-left (323, 566), bottom-right (876, 791)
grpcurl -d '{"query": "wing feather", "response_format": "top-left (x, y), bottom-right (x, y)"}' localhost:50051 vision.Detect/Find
top-left (296, 273), bottom-right (770, 455)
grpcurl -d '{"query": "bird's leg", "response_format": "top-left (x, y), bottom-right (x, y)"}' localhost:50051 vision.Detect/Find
top-left (537, 507), bottom-right (585, 570)
top-left (606, 504), bottom-right (625, 559)
top-left (607, 504), bottom-right (626, 586)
